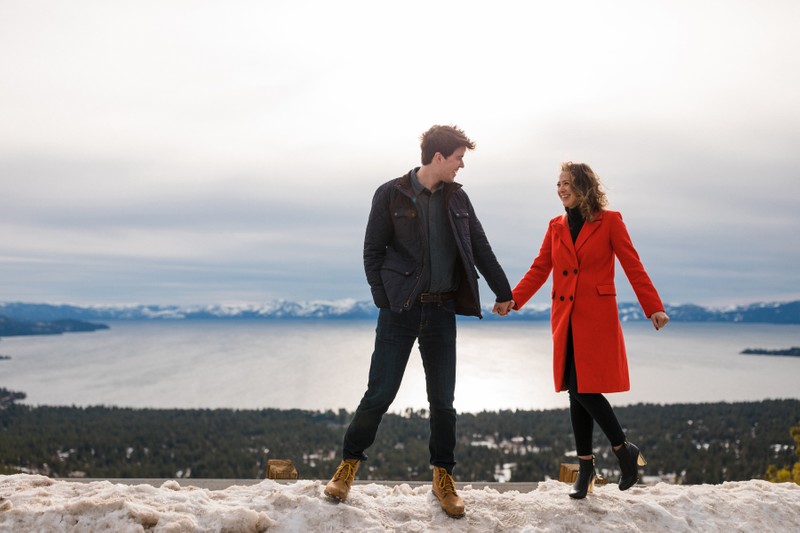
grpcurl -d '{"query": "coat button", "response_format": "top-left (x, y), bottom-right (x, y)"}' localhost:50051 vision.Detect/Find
top-left (569, 296), bottom-right (574, 301)
top-left (559, 296), bottom-right (565, 301)
top-left (562, 270), bottom-right (568, 276)
top-left (573, 269), bottom-right (578, 274)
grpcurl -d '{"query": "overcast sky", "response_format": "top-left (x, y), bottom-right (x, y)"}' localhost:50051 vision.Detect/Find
top-left (1, 1), bottom-right (799, 308)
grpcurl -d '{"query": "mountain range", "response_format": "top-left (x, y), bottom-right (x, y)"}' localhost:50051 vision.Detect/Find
top-left (1, 299), bottom-right (798, 323)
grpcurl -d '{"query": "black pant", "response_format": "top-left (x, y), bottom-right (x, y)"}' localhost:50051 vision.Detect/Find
top-left (565, 324), bottom-right (626, 456)
top-left (342, 302), bottom-right (458, 472)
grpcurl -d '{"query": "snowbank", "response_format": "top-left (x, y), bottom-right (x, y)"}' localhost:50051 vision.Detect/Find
top-left (1, 474), bottom-right (799, 532)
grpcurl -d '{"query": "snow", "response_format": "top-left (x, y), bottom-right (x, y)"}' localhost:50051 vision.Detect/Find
top-left (1, 475), bottom-right (799, 532)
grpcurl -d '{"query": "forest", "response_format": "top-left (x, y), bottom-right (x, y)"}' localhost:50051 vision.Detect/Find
top-left (1, 390), bottom-right (798, 486)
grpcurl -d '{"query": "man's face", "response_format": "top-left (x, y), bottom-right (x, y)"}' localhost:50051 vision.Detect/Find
top-left (438, 146), bottom-right (466, 183)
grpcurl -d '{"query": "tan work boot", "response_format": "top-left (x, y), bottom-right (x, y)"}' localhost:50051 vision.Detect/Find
top-left (432, 466), bottom-right (465, 518)
top-left (324, 459), bottom-right (360, 502)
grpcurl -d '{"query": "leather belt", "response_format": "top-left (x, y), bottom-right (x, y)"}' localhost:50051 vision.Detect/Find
top-left (418, 292), bottom-right (454, 303)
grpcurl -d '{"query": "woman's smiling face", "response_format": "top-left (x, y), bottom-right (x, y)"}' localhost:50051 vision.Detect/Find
top-left (557, 171), bottom-right (579, 208)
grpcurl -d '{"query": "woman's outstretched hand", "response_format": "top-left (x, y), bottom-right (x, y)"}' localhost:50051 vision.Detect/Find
top-left (650, 311), bottom-right (670, 330)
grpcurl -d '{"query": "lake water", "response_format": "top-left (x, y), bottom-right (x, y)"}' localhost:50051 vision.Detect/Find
top-left (1, 320), bottom-right (798, 413)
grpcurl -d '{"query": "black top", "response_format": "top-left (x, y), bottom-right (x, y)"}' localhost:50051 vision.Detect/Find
top-left (566, 207), bottom-right (585, 243)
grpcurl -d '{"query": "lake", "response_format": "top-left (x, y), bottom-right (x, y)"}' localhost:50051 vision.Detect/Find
top-left (1, 320), bottom-right (798, 413)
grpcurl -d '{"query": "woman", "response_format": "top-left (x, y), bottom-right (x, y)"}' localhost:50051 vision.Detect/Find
top-left (510, 162), bottom-right (669, 499)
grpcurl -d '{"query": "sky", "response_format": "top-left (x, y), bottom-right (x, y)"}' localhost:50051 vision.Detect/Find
top-left (2, 1), bottom-right (799, 308)
top-left (1, 475), bottom-right (799, 532)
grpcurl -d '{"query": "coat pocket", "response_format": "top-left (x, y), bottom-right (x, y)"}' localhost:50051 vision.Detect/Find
top-left (381, 257), bottom-right (415, 277)
top-left (392, 207), bottom-right (417, 219)
top-left (453, 210), bottom-right (470, 230)
top-left (596, 284), bottom-right (616, 296)
top-left (381, 257), bottom-right (419, 309)
top-left (392, 207), bottom-right (419, 244)
top-left (452, 210), bottom-right (472, 257)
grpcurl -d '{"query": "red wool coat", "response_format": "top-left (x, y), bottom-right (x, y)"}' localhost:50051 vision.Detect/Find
top-left (512, 210), bottom-right (664, 394)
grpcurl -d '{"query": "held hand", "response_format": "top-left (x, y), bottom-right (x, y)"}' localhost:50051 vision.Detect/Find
top-left (492, 300), bottom-right (515, 317)
top-left (650, 311), bottom-right (670, 330)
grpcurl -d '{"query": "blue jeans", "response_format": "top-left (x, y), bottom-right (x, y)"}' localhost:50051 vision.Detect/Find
top-left (342, 302), bottom-right (458, 472)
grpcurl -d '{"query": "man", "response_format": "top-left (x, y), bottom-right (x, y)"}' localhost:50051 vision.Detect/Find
top-left (324, 125), bottom-right (514, 519)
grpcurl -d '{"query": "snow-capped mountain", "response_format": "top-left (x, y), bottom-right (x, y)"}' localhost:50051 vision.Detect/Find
top-left (0, 300), bottom-right (798, 322)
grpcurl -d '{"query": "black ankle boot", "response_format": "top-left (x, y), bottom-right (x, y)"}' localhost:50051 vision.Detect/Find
top-left (569, 456), bottom-right (596, 499)
top-left (614, 441), bottom-right (647, 490)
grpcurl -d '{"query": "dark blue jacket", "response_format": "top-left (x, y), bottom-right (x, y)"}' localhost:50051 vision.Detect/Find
top-left (364, 170), bottom-right (512, 317)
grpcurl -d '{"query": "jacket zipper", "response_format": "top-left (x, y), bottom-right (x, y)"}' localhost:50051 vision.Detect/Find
top-left (445, 190), bottom-right (482, 316)
top-left (403, 188), bottom-right (426, 310)
top-left (404, 224), bottom-right (426, 310)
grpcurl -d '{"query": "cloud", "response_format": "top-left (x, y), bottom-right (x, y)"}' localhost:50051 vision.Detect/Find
top-left (1, 1), bottom-right (799, 306)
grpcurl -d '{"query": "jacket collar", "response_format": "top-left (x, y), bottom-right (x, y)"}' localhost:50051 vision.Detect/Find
top-left (396, 168), bottom-right (462, 198)
top-left (555, 210), bottom-right (605, 253)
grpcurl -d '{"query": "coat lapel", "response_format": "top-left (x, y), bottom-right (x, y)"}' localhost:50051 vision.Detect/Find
top-left (554, 215), bottom-right (576, 255)
top-left (574, 210), bottom-right (604, 252)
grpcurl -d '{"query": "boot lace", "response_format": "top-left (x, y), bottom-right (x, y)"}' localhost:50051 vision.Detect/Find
top-left (437, 469), bottom-right (458, 495)
top-left (332, 461), bottom-right (357, 483)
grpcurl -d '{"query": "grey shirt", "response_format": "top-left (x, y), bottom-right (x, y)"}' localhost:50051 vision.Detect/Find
top-left (410, 168), bottom-right (459, 293)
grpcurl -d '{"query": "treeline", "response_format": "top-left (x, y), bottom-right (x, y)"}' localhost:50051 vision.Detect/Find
top-left (0, 315), bottom-right (108, 336)
top-left (1, 393), bottom-right (798, 484)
